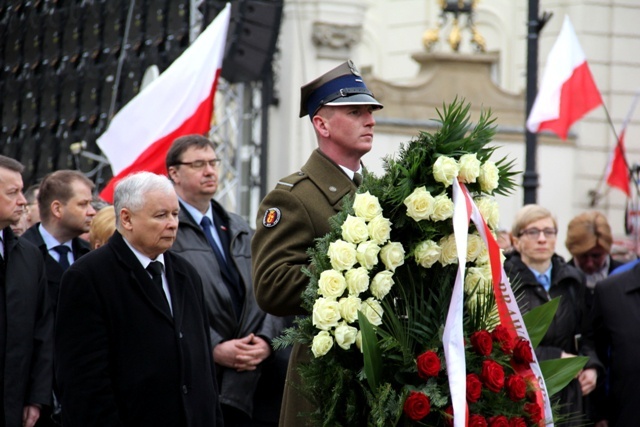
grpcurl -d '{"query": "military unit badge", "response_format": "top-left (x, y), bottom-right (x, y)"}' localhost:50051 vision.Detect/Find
top-left (262, 207), bottom-right (281, 228)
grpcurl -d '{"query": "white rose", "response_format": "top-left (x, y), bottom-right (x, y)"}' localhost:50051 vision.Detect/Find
top-left (355, 242), bottom-right (380, 271)
top-left (341, 215), bottom-right (369, 244)
top-left (318, 269), bottom-right (347, 298)
top-left (353, 191), bottom-right (383, 221)
top-left (403, 186), bottom-right (435, 222)
top-left (474, 196), bottom-right (500, 229)
top-left (439, 234), bottom-right (458, 266)
top-left (475, 244), bottom-right (489, 265)
top-left (338, 295), bottom-right (362, 323)
top-left (430, 193), bottom-right (454, 222)
top-left (360, 297), bottom-right (384, 326)
top-left (458, 153), bottom-right (481, 183)
top-left (327, 239), bottom-right (357, 271)
top-left (433, 156), bottom-right (459, 187)
top-left (414, 240), bottom-right (441, 268)
top-left (312, 297), bottom-right (341, 331)
top-left (367, 215), bottom-right (392, 245)
top-left (311, 330), bottom-right (334, 357)
top-left (370, 270), bottom-right (394, 300)
top-left (355, 330), bottom-right (363, 352)
top-left (476, 244), bottom-right (506, 266)
top-left (466, 233), bottom-right (484, 262)
top-left (345, 266), bottom-right (370, 295)
top-left (334, 322), bottom-right (358, 350)
top-left (380, 242), bottom-right (405, 272)
top-left (479, 161), bottom-right (500, 192)
top-left (465, 266), bottom-right (492, 295)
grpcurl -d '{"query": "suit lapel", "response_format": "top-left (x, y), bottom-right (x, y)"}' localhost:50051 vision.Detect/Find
top-left (109, 232), bottom-right (174, 322)
top-left (164, 254), bottom-right (185, 327)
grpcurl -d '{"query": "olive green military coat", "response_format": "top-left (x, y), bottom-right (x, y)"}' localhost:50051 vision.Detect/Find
top-left (252, 148), bottom-right (358, 427)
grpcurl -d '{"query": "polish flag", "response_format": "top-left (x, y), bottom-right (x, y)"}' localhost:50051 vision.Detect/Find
top-left (97, 4), bottom-right (231, 202)
top-left (605, 92), bottom-right (638, 197)
top-left (526, 15), bottom-right (603, 140)
top-left (606, 129), bottom-right (630, 197)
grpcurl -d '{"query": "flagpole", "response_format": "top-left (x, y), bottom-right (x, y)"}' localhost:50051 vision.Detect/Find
top-left (524, 0), bottom-right (552, 204)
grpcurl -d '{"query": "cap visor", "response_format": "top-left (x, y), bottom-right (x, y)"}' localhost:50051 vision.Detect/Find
top-left (324, 93), bottom-right (383, 109)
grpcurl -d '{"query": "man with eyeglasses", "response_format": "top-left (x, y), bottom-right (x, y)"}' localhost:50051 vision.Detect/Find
top-left (504, 204), bottom-right (602, 427)
top-left (166, 134), bottom-right (287, 426)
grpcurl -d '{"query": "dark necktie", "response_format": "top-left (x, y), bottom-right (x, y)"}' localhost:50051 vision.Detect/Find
top-left (146, 261), bottom-right (164, 289)
top-left (200, 216), bottom-right (244, 317)
top-left (353, 172), bottom-right (363, 186)
top-left (146, 261), bottom-right (170, 312)
top-left (53, 245), bottom-right (71, 271)
top-left (200, 216), bottom-right (227, 266)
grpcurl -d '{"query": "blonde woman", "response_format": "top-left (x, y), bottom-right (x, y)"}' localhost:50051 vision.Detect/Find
top-left (89, 206), bottom-right (116, 250)
top-left (504, 204), bottom-right (601, 426)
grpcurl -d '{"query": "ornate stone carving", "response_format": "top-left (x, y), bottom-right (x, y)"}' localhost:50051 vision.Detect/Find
top-left (312, 22), bottom-right (362, 58)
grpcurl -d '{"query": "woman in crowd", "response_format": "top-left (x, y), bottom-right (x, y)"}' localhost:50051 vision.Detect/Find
top-left (88, 205), bottom-right (116, 250)
top-left (504, 204), bottom-right (602, 426)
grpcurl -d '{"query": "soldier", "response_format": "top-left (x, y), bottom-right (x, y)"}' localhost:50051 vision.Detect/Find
top-left (251, 60), bottom-right (383, 426)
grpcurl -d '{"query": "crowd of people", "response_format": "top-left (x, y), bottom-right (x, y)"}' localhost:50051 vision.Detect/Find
top-left (0, 60), bottom-right (638, 427)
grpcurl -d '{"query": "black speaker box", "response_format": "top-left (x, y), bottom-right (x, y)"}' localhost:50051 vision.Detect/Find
top-left (221, 0), bottom-right (283, 83)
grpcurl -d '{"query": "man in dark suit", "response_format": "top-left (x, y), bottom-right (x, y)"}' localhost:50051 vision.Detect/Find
top-left (0, 155), bottom-right (53, 427)
top-left (167, 135), bottom-right (287, 426)
top-left (22, 170), bottom-right (95, 426)
top-left (592, 264), bottom-right (640, 427)
top-left (22, 170), bottom-right (96, 315)
top-left (55, 172), bottom-right (223, 426)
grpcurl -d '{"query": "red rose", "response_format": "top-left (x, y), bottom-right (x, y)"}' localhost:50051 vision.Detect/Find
top-left (491, 324), bottom-right (514, 353)
top-left (417, 350), bottom-right (441, 379)
top-left (466, 373), bottom-right (483, 403)
top-left (481, 359), bottom-right (505, 393)
top-left (403, 391), bottom-right (431, 421)
top-left (508, 417), bottom-right (527, 427)
top-left (505, 374), bottom-right (527, 401)
top-left (524, 402), bottom-right (543, 423)
top-left (488, 415), bottom-right (509, 427)
top-left (470, 330), bottom-right (493, 356)
top-left (469, 414), bottom-right (488, 427)
top-left (513, 338), bottom-right (534, 365)
top-left (443, 405), bottom-right (454, 427)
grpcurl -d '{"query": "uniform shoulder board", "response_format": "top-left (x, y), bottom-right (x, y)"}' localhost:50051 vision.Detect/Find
top-left (275, 171), bottom-right (307, 191)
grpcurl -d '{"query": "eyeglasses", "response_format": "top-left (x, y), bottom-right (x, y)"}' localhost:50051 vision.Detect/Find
top-left (174, 159), bottom-right (221, 170)
top-left (518, 228), bottom-right (557, 239)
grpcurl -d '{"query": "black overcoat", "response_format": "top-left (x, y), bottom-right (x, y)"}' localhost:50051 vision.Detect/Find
top-left (2, 227), bottom-right (53, 425)
top-left (55, 231), bottom-right (222, 427)
top-left (505, 252), bottom-right (601, 426)
top-left (592, 263), bottom-right (640, 426)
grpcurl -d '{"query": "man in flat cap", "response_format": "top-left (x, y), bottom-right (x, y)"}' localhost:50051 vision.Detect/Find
top-left (251, 60), bottom-right (382, 426)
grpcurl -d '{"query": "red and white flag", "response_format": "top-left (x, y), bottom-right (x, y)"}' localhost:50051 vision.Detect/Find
top-left (605, 92), bottom-right (638, 197)
top-left (526, 15), bottom-right (603, 140)
top-left (97, 4), bottom-right (231, 202)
